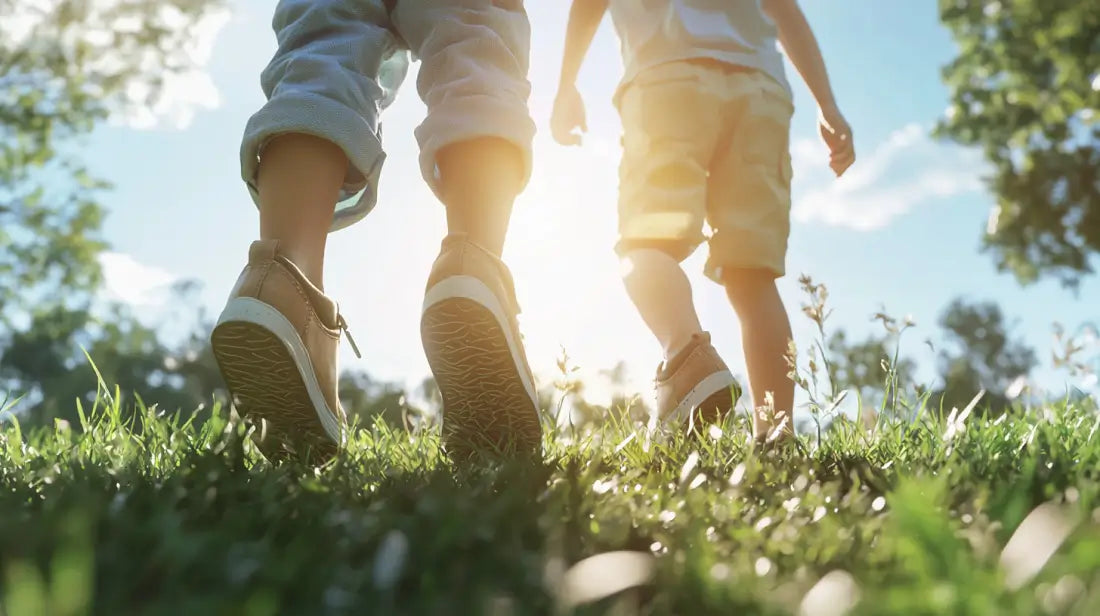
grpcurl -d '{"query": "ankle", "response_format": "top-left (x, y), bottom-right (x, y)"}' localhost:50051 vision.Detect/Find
top-left (661, 329), bottom-right (707, 362)
top-left (662, 335), bottom-right (694, 362)
top-left (465, 230), bottom-right (506, 258)
top-left (438, 140), bottom-right (521, 258)
top-left (270, 244), bottom-right (325, 291)
top-left (298, 261), bottom-right (325, 292)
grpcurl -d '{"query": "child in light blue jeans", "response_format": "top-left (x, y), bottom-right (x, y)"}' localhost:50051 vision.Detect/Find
top-left (211, 0), bottom-right (543, 463)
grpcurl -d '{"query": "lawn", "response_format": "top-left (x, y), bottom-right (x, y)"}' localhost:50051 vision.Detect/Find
top-left (0, 390), bottom-right (1098, 615)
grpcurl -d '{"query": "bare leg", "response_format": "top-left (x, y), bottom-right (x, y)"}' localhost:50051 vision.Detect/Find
top-left (257, 133), bottom-right (346, 289)
top-left (620, 248), bottom-right (704, 359)
top-left (723, 269), bottom-right (795, 440)
top-left (437, 137), bottom-right (524, 256)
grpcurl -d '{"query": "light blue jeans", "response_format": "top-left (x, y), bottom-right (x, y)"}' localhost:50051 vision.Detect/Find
top-left (240, 0), bottom-right (534, 232)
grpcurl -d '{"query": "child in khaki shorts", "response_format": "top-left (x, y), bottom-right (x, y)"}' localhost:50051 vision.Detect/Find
top-left (553, 0), bottom-right (855, 444)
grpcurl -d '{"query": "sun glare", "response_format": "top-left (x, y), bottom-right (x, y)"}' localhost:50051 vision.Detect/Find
top-left (502, 133), bottom-right (658, 403)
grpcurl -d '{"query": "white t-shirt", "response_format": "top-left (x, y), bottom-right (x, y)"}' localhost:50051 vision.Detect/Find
top-left (608, 0), bottom-right (791, 104)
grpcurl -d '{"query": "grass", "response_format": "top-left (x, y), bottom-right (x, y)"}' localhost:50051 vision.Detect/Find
top-left (0, 387), bottom-right (1098, 616)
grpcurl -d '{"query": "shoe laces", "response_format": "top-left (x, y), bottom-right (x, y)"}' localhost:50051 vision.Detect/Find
top-left (336, 313), bottom-right (361, 359)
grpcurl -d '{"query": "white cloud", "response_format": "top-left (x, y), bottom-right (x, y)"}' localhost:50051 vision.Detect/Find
top-left (0, 0), bottom-right (231, 132)
top-left (115, 5), bottom-right (232, 131)
top-left (791, 123), bottom-right (988, 231)
top-left (96, 253), bottom-right (210, 347)
top-left (98, 252), bottom-right (179, 309)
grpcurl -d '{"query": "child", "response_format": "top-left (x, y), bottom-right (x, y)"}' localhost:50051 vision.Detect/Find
top-left (552, 0), bottom-right (855, 442)
top-left (211, 0), bottom-right (541, 463)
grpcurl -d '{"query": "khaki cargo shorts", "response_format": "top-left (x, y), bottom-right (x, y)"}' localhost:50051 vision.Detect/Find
top-left (616, 60), bottom-right (794, 281)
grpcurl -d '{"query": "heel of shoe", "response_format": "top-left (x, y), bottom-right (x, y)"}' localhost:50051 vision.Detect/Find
top-left (212, 298), bottom-right (344, 459)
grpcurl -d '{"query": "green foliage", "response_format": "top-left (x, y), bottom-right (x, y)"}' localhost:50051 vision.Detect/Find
top-left (0, 282), bottom-right (225, 427)
top-left (0, 0), bottom-right (227, 315)
top-left (0, 0), bottom-right (226, 420)
top-left (827, 329), bottom-right (918, 412)
top-left (339, 372), bottom-right (436, 431)
top-left (791, 276), bottom-right (922, 430)
top-left (0, 391), bottom-right (1098, 614)
top-left (932, 298), bottom-right (1037, 415)
top-left (816, 290), bottom-right (1037, 420)
top-left (937, 0), bottom-right (1100, 287)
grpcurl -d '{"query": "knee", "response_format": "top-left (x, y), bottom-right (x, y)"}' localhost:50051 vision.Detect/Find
top-left (722, 268), bottom-right (779, 309)
top-left (618, 240), bottom-right (696, 270)
top-left (435, 137), bottom-right (525, 198)
top-left (438, 137), bottom-right (522, 168)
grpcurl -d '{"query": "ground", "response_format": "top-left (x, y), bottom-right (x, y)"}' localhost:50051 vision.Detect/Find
top-left (0, 392), bottom-right (1098, 615)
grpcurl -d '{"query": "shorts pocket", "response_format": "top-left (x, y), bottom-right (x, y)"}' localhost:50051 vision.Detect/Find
top-left (490, 0), bottom-right (523, 11)
top-left (738, 84), bottom-right (793, 176)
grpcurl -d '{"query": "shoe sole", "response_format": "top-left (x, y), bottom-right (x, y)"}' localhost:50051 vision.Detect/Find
top-left (687, 386), bottom-right (736, 433)
top-left (665, 370), bottom-right (740, 432)
top-left (421, 276), bottom-right (541, 459)
top-left (211, 297), bottom-right (343, 463)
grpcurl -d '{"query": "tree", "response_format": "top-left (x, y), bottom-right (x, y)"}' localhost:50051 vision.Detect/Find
top-left (937, 0), bottom-right (1100, 287)
top-left (827, 329), bottom-right (918, 412)
top-left (0, 283), bottom-right (225, 427)
top-left (932, 298), bottom-right (1037, 415)
top-left (1, 0), bottom-right (227, 419)
top-left (1, 0), bottom-right (227, 315)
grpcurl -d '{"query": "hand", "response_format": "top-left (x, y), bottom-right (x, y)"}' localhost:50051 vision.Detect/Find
top-left (818, 106), bottom-right (855, 177)
top-left (551, 84), bottom-right (587, 146)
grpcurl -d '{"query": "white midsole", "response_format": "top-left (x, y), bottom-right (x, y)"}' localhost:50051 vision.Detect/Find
top-left (663, 370), bottom-right (738, 427)
top-left (422, 275), bottom-right (539, 408)
top-left (215, 297), bottom-right (345, 445)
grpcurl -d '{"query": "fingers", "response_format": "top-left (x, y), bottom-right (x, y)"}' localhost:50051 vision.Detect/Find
top-left (819, 121), bottom-right (847, 147)
top-left (830, 153), bottom-right (854, 176)
top-left (550, 108), bottom-right (586, 146)
top-left (551, 117), bottom-right (582, 146)
top-left (819, 119), bottom-right (855, 177)
top-left (829, 135), bottom-right (855, 177)
top-left (551, 117), bottom-right (583, 146)
top-left (555, 130), bottom-right (583, 146)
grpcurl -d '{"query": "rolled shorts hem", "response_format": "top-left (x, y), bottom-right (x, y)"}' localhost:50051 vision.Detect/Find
top-left (612, 233), bottom-right (786, 282)
top-left (614, 236), bottom-right (703, 264)
top-left (704, 233), bottom-right (786, 283)
top-left (415, 94), bottom-right (535, 201)
top-left (240, 90), bottom-right (386, 233)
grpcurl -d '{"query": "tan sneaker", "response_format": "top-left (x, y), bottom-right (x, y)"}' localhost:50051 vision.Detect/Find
top-left (210, 240), bottom-right (356, 463)
top-left (655, 332), bottom-right (741, 431)
top-left (421, 234), bottom-right (541, 458)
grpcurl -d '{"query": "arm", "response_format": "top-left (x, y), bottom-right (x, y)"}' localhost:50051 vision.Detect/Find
top-left (762, 0), bottom-right (837, 113)
top-left (558, 0), bottom-right (609, 90)
top-left (551, 0), bottom-right (609, 146)
top-left (763, 0), bottom-right (855, 176)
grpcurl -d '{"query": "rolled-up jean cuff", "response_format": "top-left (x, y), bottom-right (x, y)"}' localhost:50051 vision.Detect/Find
top-left (415, 94), bottom-right (535, 201)
top-left (240, 90), bottom-right (386, 233)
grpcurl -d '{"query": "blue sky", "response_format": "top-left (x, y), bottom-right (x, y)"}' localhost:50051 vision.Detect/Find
top-left (83, 0), bottom-right (1099, 408)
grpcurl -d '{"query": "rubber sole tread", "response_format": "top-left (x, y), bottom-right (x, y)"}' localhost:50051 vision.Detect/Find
top-left (211, 321), bottom-right (338, 464)
top-left (421, 297), bottom-right (541, 460)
